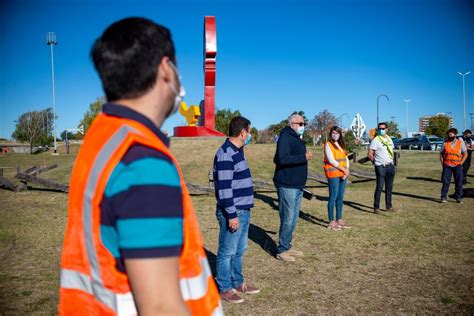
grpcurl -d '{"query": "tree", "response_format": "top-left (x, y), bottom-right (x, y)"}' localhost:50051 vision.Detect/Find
top-left (426, 114), bottom-right (450, 137)
top-left (78, 97), bottom-right (106, 136)
top-left (308, 110), bottom-right (338, 145)
top-left (386, 120), bottom-right (402, 138)
top-left (60, 130), bottom-right (81, 141)
top-left (12, 108), bottom-right (54, 153)
top-left (250, 127), bottom-right (259, 143)
top-left (214, 108), bottom-right (242, 135)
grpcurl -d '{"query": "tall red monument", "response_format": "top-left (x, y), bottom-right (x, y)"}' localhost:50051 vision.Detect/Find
top-left (173, 16), bottom-right (225, 137)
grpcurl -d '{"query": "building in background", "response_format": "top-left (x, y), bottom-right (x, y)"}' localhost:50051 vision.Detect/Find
top-left (419, 113), bottom-right (453, 133)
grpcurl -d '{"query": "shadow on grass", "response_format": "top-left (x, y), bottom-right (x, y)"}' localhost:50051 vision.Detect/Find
top-left (391, 191), bottom-right (440, 202)
top-left (249, 223), bottom-right (277, 256)
top-left (406, 176), bottom-right (442, 183)
top-left (314, 195), bottom-right (374, 214)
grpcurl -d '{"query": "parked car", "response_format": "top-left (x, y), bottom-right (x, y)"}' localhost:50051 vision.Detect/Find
top-left (390, 137), bottom-right (401, 147)
top-left (417, 135), bottom-right (444, 150)
top-left (398, 137), bottom-right (420, 149)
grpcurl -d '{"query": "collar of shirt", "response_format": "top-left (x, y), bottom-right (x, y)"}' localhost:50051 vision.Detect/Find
top-left (102, 103), bottom-right (170, 147)
top-left (226, 138), bottom-right (242, 152)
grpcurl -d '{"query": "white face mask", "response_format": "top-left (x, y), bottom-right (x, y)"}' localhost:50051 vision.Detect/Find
top-left (166, 61), bottom-right (186, 118)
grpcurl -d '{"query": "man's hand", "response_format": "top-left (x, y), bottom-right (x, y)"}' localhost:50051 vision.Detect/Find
top-left (305, 152), bottom-right (312, 161)
top-left (228, 218), bottom-right (239, 232)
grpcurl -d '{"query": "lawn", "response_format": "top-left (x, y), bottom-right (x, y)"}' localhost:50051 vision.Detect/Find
top-left (0, 139), bottom-right (473, 314)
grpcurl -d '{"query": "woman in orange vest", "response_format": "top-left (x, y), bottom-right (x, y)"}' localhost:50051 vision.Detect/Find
top-left (59, 18), bottom-right (222, 315)
top-left (323, 126), bottom-right (351, 230)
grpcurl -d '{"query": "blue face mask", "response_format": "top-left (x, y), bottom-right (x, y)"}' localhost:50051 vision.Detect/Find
top-left (297, 126), bottom-right (305, 136)
top-left (379, 129), bottom-right (386, 136)
top-left (245, 133), bottom-right (252, 145)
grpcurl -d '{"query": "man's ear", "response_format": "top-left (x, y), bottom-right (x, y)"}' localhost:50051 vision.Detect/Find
top-left (158, 56), bottom-right (173, 83)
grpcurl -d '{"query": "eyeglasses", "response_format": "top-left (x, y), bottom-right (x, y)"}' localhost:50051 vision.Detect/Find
top-left (291, 122), bottom-right (307, 127)
top-left (378, 127), bottom-right (386, 130)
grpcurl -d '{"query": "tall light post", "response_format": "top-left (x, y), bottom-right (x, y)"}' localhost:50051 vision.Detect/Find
top-left (403, 99), bottom-right (411, 138)
top-left (46, 32), bottom-right (57, 153)
top-left (457, 71), bottom-right (471, 131)
top-left (377, 94), bottom-right (389, 125)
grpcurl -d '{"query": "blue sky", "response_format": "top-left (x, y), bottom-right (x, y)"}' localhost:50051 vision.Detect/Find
top-left (1, 0), bottom-right (473, 139)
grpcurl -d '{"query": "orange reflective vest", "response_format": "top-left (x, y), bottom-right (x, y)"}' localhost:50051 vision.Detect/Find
top-left (323, 141), bottom-right (348, 178)
top-left (443, 139), bottom-right (463, 166)
top-left (59, 113), bottom-right (222, 315)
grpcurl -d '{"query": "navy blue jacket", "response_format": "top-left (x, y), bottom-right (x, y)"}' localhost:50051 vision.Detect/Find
top-left (273, 126), bottom-right (308, 189)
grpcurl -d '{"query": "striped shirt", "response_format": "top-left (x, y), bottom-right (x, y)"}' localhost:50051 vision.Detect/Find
top-left (100, 103), bottom-right (183, 273)
top-left (213, 139), bottom-right (254, 219)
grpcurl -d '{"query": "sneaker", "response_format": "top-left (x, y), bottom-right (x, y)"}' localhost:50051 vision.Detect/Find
top-left (276, 252), bottom-right (296, 262)
top-left (374, 208), bottom-right (381, 214)
top-left (235, 283), bottom-right (261, 295)
top-left (386, 207), bottom-right (397, 212)
top-left (440, 198), bottom-right (448, 203)
top-left (328, 221), bottom-right (341, 230)
top-left (287, 248), bottom-right (304, 257)
top-left (221, 289), bottom-right (244, 304)
top-left (456, 199), bottom-right (463, 204)
top-left (337, 219), bottom-right (351, 229)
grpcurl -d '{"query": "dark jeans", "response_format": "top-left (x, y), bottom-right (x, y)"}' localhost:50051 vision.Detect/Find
top-left (441, 165), bottom-right (463, 200)
top-left (463, 156), bottom-right (471, 183)
top-left (374, 164), bottom-right (396, 209)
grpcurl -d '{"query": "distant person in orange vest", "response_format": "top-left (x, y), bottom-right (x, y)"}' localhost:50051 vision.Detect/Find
top-left (440, 128), bottom-right (468, 203)
top-left (368, 122), bottom-right (396, 214)
top-left (323, 126), bottom-right (351, 230)
top-left (59, 18), bottom-right (222, 315)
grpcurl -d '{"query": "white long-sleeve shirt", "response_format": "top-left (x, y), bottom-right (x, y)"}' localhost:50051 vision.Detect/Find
top-left (324, 142), bottom-right (350, 168)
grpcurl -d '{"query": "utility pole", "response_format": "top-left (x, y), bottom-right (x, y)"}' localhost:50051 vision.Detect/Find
top-left (46, 32), bottom-right (58, 153)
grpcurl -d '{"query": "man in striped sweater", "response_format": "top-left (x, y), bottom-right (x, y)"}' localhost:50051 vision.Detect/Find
top-left (213, 116), bottom-right (260, 303)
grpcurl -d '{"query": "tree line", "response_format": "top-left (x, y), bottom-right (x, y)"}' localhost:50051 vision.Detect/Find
top-left (10, 97), bottom-right (452, 153)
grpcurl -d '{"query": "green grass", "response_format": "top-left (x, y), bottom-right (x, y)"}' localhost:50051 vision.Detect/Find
top-left (0, 140), bottom-right (473, 314)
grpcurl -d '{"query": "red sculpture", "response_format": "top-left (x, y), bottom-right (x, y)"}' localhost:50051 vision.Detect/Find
top-left (173, 16), bottom-right (225, 137)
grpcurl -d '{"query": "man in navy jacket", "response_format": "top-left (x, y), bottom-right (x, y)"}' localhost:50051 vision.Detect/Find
top-left (273, 114), bottom-right (312, 262)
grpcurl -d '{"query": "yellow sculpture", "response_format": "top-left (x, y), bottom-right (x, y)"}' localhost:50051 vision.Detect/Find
top-left (179, 101), bottom-right (201, 126)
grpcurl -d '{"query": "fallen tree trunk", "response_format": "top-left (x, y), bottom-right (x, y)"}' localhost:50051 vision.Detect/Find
top-left (15, 172), bottom-right (69, 192)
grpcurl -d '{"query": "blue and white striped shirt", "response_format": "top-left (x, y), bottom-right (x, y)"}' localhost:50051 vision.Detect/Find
top-left (213, 139), bottom-right (254, 219)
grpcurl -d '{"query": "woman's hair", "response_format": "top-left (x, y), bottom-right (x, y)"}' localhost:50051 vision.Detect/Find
top-left (328, 126), bottom-right (346, 150)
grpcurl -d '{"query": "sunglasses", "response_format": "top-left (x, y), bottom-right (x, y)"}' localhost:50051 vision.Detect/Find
top-left (378, 127), bottom-right (386, 130)
top-left (292, 122), bottom-right (307, 127)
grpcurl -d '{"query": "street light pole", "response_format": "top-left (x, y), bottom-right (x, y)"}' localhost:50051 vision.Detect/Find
top-left (377, 94), bottom-right (389, 125)
top-left (46, 32), bottom-right (57, 153)
top-left (457, 71), bottom-right (471, 131)
top-left (403, 99), bottom-right (411, 138)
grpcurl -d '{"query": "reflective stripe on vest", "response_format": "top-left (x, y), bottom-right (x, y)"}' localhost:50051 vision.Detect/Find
top-left (61, 256), bottom-right (219, 316)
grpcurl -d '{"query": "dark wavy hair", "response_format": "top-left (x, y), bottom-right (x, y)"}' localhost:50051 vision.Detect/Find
top-left (328, 126), bottom-right (346, 150)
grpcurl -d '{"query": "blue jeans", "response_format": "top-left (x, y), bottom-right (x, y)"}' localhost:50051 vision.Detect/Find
top-left (215, 208), bottom-right (250, 293)
top-left (441, 165), bottom-right (463, 200)
top-left (276, 186), bottom-right (303, 254)
top-left (327, 177), bottom-right (347, 222)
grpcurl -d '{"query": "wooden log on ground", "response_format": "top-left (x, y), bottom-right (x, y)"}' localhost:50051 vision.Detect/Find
top-left (350, 169), bottom-right (376, 179)
top-left (23, 164), bottom-right (58, 176)
top-left (15, 172), bottom-right (69, 192)
top-left (0, 176), bottom-right (17, 191)
top-left (357, 156), bottom-right (371, 164)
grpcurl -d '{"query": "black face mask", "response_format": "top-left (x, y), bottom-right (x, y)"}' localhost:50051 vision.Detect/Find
top-left (448, 136), bottom-right (455, 141)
